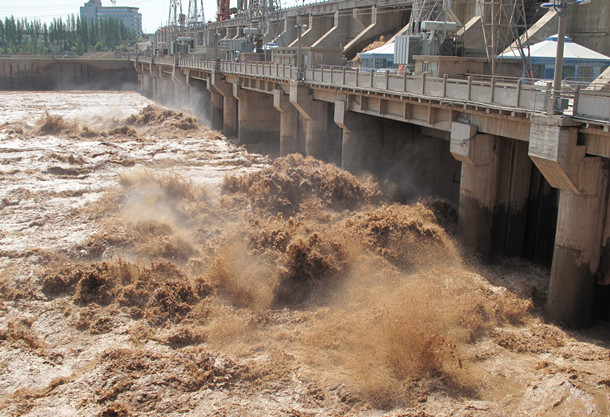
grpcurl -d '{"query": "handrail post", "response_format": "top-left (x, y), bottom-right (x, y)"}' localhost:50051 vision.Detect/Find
top-left (467, 75), bottom-right (472, 101)
top-left (490, 77), bottom-right (496, 103)
top-left (342, 66), bottom-right (346, 85)
top-left (421, 72), bottom-right (426, 94)
top-left (370, 69), bottom-right (374, 88)
top-left (403, 70), bottom-right (407, 92)
top-left (385, 71), bottom-right (389, 90)
top-left (573, 85), bottom-right (580, 116)
top-left (545, 81), bottom-right (554, 115)
top-left (443, 74), bottom-right (448, 97)
top-left (516, 78), bottom-right (522, 107)
top-left (355, 68), bottom-right (359, 87)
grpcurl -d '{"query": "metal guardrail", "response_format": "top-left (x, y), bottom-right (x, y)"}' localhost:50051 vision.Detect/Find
top-left (135, 56), bottom-right (610, 124)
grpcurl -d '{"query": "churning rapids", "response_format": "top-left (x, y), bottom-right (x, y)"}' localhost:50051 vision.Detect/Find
top-left (0, 91), bottom-right (608, 417)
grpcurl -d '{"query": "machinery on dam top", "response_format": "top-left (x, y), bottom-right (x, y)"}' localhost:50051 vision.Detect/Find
top-left (151, 0), bottom-right (609, 89)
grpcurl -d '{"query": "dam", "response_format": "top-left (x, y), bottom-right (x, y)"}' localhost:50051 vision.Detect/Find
top-left (1, 0), bottom-right (610, 329)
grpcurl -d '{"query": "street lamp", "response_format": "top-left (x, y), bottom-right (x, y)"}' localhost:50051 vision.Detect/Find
top-left (541, 0), bottom-right (591, 113)
top-left (295, 23), bottom-right (307, 80)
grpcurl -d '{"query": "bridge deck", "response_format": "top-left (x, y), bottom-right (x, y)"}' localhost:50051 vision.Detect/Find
top-left (136, 56), bottom-right (610, 128)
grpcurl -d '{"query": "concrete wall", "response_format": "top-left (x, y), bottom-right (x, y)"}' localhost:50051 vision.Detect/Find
top-left (0, 59), bottom-right (137, 91)
top-left (568, 0), bottom-right (610, 57)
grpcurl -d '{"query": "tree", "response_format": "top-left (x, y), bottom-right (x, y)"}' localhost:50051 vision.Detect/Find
top-left (0, 14), bottom-right (137, 56)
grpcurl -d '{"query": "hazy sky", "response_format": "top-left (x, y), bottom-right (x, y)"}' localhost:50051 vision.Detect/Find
top-left (0, 0), bottom-right (216, 33)
top-left (0, 0), bottom-right (305, 34)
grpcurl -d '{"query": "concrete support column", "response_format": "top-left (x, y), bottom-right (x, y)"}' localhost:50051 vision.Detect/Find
top-left (451, 122), bottom-right (500, 261)
top-left (157, 76), bottom-right (165, 105)
top-left (305, 101), bottom-right (329, 160)
top-left (529, 115), bottom-right (609, 328)
top-left (209, 91), bottom-right (224, 131)
top-left (334, 100), bottom-right (382, 174)
top-left (549, 168), bottom-right (607, 327)
top-left (235, 87), bottom-right (280, 146)
top-left (152, 76), bottom-right (162, 102)
top-left (140, 73), bottom-right (153, 98)
top-left (209, 72), bottom-right (237, 136)
top-left (290, 80), bottom-right (330, 160)
top-left (174, 81), bottom-right (186, 109)
top-left (223, 95), bottom-right (238, 137)
top-left (162, 77), bottom-right (175, 107)
top-left (274, 89), bottom-right (300, 155)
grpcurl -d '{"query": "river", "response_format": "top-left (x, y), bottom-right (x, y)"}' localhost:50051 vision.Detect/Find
top-left (0, 90), bottom-right (608, 416)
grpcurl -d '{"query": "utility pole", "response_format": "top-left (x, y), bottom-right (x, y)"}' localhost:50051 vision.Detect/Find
top-left (552, 9), bottom-right (567, 113)
top-left (541, 0), bottom-right (591, 113)
top-left (295, 20), bottom-right (307, 80)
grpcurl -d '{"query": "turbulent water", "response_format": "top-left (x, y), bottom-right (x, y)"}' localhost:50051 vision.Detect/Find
top-left (0, 91), bottom-right (608, 417)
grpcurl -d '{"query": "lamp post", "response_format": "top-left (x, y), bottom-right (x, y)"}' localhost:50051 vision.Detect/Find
top-left (295, 22), bottom-right (307, 80)
top-left (541, 0), bottom-right (591, 113)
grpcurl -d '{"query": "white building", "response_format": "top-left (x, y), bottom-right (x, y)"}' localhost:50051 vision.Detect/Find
top-left (80, 0), bottom-right (143, 36)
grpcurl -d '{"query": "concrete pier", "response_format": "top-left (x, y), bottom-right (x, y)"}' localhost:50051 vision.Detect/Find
top-left (223, 95), bottom-right (238, 137)
top-left (274, 90), bottom-right (300, 156)
top-left (209, 90), bottom-right (224, 131)
top-left (549, 167), bottom-right (607, 328)
top-left (451, 123), bottom-right (500, 261)
top-left (335, 100), bottom-right (382, 174)
top-left (140, 72), bottom-right (153, 98)
top-left (529, 116), bottom-right (609, 327)
top-left (209, 72), bottom-right (238, 136)
top-left (235, 88), bottom-right (280, 146)
top-left (290, 82), bottom-right (330, 160)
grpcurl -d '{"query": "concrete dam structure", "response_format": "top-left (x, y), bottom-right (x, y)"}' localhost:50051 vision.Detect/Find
top-left (0, 59), bottom-right (137, 91)
top-left (133, 53), bottom-right (610, 329)
top-left (3, 0), bottom-right (610, 329)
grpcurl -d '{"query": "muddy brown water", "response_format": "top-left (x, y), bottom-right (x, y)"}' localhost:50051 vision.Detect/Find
top-left (0, 91), bottom-right (608, 416)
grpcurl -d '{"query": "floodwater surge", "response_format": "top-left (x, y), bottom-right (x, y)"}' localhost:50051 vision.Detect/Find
top-left (0, 91), bottom-right (608, 417)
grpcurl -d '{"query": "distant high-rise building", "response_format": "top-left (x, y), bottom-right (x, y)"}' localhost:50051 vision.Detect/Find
top-left (80, 0), bottom-right (143, 36)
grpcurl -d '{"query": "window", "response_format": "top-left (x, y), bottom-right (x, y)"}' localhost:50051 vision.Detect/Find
top-left (374, 58), bottom-right (386, 68)
top-left (532, 64), bottom-right (545, 79)
top-left (577, 66), bottom-right (593, 81)
top-left (562, 65), bottom-right (575, 80)
top-left (315, 53), bottom-right (323, 62)
top-left (361, 58), bottom-right (372, 68)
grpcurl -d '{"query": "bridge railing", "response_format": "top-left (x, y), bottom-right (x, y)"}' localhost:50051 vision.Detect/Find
top-left (573, 88), bottom-right (610, 123)
top-left (134, 56), bottom-right (610, 122)
top-left (306, 65), bottom-right (549, 112)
